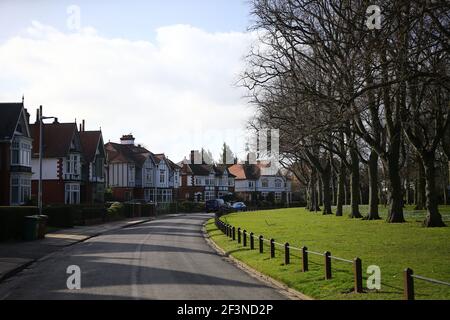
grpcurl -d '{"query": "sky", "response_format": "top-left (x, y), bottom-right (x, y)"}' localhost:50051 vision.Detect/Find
top-left (0, 0), bottom-right (258, 162)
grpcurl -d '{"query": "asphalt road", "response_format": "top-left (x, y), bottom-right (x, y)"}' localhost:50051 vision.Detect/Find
top-left (0, 213), bottom-right (287, 300)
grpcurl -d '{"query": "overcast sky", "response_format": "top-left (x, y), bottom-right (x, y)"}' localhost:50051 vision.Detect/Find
top-left (0, 0), bottom-right (257, 162)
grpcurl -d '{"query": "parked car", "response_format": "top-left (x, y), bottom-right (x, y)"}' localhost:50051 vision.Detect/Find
top-left (205, 199), bottom-right (225, 213)
top-left (232, 202), bottom-right (247, 211)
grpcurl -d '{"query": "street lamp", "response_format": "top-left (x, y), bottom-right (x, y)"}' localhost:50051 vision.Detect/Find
top-left (38, 105), bottom-right (57, 216)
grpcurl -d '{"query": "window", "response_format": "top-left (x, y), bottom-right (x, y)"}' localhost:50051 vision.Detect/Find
top-left (65, 154), bottom-right (80, 176)
top-left (275, 179), bottom-right (282, 189)
top-left (228, 178), bottom-right (234, 187)
top-left (160, 170), bottom-right (165, 184)
top-left (248, 181), bottom-right (254, 188)
top-left (157, 189), bottom-right (172, 203)
top-left (205, 191), bottom-right (215, 201)
top-left (65, 184), bottom-right (80, 204)
top-left (206, 177), bottom-right (214, 186)
top-left (262, 178), bottom-right (269, 188)
top-left (275, 192), bottom-right (282, 201)
top-left (261, 192), bottom-right (268, 200)
top-left (11, 138), bottom-right (31, 167)
top-left (128, 165), bottom-right (135, 185)
top-left (144, 189), bottom-right (155, 202)
top-left (195, 177), bottom-right (203, 186)
top-left (145, 168), bottom-right (153, 186)
top-left (10, 175), bottom-right (31, 205)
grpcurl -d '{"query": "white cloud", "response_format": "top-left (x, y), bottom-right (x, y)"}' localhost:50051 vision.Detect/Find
top-left (0, 21), bottom-right (257, 161)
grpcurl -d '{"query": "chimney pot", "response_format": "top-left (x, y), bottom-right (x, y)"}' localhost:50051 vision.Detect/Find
top-left (120, 134), bottom-right (135, 145)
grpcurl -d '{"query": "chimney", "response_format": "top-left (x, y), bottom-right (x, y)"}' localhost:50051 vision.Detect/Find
top-left (79, 123), bottom-right (82, 132)
top-left (190, 150), bottom-right (195, 164)
top-left (120, 134), bottom-right (135, 145)
top-left (82, 120), bottom-right (85, 132)
top-left (246, 152), bottom-right (257, 165)
top-left (35, 108), bottom-right (40, 124)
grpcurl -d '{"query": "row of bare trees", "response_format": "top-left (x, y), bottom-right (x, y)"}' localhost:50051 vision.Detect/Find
top-left (241, 0), bottom-right (449, 227)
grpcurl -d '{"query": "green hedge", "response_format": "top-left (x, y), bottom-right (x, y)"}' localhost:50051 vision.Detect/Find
top-left (0, 206), bottom-right (38, 241)
top-left (177, 201), bottom-right (205, 213)
top-left (43, 204), bottom-right (108, 228)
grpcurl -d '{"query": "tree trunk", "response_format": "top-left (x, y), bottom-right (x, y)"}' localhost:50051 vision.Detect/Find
top-left (422, 153), bottom-right (446, 227)
top-left (349, 149), bottom-right (362, 218)
top-left (318, 178), bottom-right (323, 206)
top-left (415, 155), bottom-right (426, 210)
top-left (309, 169), bottom-right (320, 212)
top-left (331, 170), bottom-right (336, 206)
top-left (320, 166), bottom-right (333, 215)
top-left (344, 179), bottom-right (349, 205)
top-left (365, 150), bottom-right (381, 220)
top-left (386, 147), bottom-right (405, 223)
top-left (336, 162), bottom-right (345, 217)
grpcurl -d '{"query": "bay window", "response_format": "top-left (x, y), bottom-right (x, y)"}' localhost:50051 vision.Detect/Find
top-left (65, 183), bottom-right (80, 204)
top-left (11, 138), bottom-right (31, 167)
top-left (11, 174), bottom-right (31, 205)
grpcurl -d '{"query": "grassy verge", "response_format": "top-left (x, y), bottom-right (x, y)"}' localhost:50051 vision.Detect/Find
top-left (205, 205), bottom-right (450, 300)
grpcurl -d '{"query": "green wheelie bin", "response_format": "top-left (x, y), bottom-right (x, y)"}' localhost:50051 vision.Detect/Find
top-left (23, 216), bottom-right (39, 241)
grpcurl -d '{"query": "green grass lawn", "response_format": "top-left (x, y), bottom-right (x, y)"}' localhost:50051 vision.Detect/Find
top-left (206, 205), bottom-right (450, 300)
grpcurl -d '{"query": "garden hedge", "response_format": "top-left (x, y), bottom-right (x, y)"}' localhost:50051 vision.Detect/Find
top-left (0, 206), bottom-right (38, 241)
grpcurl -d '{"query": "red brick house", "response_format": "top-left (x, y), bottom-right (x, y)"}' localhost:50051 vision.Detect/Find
top-left (30, 117), bottom-right (83, 205)
top-left (0, 102), bottom-right (33, 206)
top-left (178, 150), bottom-right (235, 202)
top-left (79, 121), bottom-right (106, 204)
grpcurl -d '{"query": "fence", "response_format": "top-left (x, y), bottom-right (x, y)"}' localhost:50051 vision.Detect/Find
top-left (215, 217), bottom-right (449, 300)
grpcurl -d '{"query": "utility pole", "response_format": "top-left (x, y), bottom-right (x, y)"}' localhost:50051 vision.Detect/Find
top-left (38, 106), bottom-right (56, 215)
top-left (38, 106), bottom-right (43, 216)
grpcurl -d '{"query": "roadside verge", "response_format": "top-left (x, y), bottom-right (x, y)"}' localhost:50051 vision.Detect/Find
top-left (202, 219), bottom-right (314, 301)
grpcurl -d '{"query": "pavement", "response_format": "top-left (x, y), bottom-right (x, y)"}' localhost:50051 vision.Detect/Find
top-left (0, 213), bottom-right (287, 300)
top-left (0, 217), bottom-right (154, 283)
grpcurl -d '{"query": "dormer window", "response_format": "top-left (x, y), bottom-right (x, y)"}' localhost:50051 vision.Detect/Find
top-left (66, 154), bottom-right (80, 175)
top-left (160, 170), bottom-right (165, 184)
top-left (275, 179), bottom-right (282, 189)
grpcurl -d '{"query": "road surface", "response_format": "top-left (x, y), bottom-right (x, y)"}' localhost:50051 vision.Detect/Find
top-left (0, 213), bottom-right (287, 300)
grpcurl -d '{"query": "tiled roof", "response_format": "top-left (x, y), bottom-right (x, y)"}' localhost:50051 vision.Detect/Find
top-left (79, 131), bottom-right (102, 163)
top-left (105, 142), bottom-right (152, 166)
top-left (30, 122), bottom-right (78, 158)
top-left (229, 163), bottom-right (261, 180)
top-left (214, 164), bottom-right (236, 178)
top-left (0, 103), bottom-right (24, 141)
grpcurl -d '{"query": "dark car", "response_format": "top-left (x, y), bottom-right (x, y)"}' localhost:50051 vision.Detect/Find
top-left (205, 199), bottom-right (225, 213)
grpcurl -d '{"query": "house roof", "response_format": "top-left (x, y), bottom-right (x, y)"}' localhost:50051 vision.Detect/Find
top-left (105, 142), bottom-right (152, 166)
top-left (190, 164), bottom-right (214, 176)
top-left (166, 158), bottom-right (181, 171)
top-left (229, 162), bottom-right (283, 180)
top-left (214, 165), bottom-right (236, 178)
top-left (79, 131), bottom-right (102, 163)
top-left (154, 154), bottom-right (180, 171)
top-left (0, 103), bottom-right (25, 141)
top-left (30, 122), bottom-right (78, 158)
top-left (229, 163), bottom-right (261, 180)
